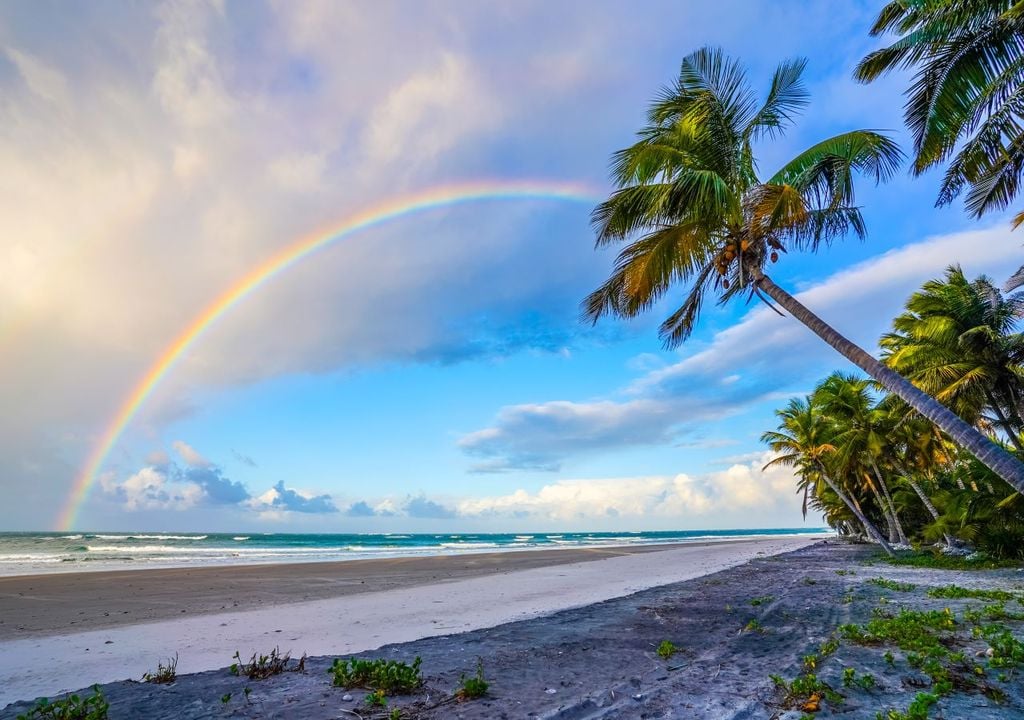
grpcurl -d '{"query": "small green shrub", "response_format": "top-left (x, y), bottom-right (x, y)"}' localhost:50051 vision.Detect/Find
top-left (656, 640), bottom-right (678, 659)
top-left (16, 687), bottom-right (108, 720)
top-left (329, 656), bottom-right (423, 694)
top-left (456, 661), bottom-right (489, 700)
top-left (365, 690), bottom-right (387, 707)
top-left (868, 577), bottom-right (916, 592)
top-left (744, 618), bottom-right (767, 633)
top-left (875, 691), bottom-right (938, 720)
top-left (142, 653), bottom-right (178, 684)
top-left (749, 595), bottom-right (774, 606)
top-left (926, 585), bottom-right (1018, 602)
top-left (229, 647), bottom-right (304, 680)
top-left (819, 637), bottom-right (840, 656)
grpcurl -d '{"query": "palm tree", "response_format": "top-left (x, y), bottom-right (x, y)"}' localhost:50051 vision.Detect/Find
top-left (763, 397), bottom-right (893, 554)
top-left (881, 266), bottom-right (1024, 453)
top-left (876, 396), bottom-right (959, 547)
top-left (813, 373), bottom-right (910, 545)
top-left (584, 46), bottom-right (1024, 493)
top-left (854, 1), bottom-right (1024, 302)
top-left (855, 0), bottom-right (1024, 222)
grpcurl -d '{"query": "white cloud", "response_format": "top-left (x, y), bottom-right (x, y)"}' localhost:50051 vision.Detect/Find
top-left (456, 452), bottom-right (797, 522)
top-left (2, 47), bottom-right (70, 107)
top-left (172, 440), bottom-right (212, 468)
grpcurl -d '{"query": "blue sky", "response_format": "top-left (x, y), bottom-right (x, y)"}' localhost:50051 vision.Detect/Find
top-left (1, 1), bottom-right (1022, 532)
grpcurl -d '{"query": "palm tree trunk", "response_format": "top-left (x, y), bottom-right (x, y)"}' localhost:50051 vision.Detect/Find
top-left (870, 461), bottom-right (909, 545)
top-left (986, 390), bottom-right (1024, 455)
top-left (752, 270), bottom-right (1024, 495)
top-left (817, 464), bottom-right (893, 555)
top-left (903, 472), bottom-right (956, 548)
top-left (865, 478), bottom-right (898, 543)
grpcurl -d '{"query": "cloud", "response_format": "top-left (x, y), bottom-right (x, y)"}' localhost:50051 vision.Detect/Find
top-left (183, 466), bottom-right (251, 505)
top-left (172, 440), bottom-right (212, 468)
top-left (459, 227), bottom-right (1024, 470)
top-left (253, 480), bottom-right (338, 514)
top-left (456, 452), bottom-right (797, 522)
top-left (231, 449), bottom-right (257, 467)
top-left (404, 495), bottom-right (457, 519)
top-left (99, 444), bottom-right (250, 510)
top-left (344, 500), bottom-right (378, 517)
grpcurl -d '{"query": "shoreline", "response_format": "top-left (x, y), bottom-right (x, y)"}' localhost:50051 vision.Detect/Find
top-left (0, 535), bottom-right (817, 707)
top-left (0, 529), bottom-right (828, 578)
top-left (0, 535), bottom-right (827, 640)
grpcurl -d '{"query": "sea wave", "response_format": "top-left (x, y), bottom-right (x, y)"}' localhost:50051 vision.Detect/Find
top-left (233, 536), bottom-right (250, 541)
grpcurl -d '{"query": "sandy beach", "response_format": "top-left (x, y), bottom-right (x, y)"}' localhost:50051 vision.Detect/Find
top-left (0, 536), bottom-right (814, 708)
top-left (3, 536), bottom-right (1023, 719)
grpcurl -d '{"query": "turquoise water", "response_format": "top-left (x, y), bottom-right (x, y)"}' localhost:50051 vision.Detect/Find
top-left (0, 528), bottom-right (828, 576)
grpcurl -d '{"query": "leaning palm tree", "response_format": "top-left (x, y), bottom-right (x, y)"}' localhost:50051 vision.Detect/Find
top-left (763, 396), bottom-right (893, 554)
top-left (584, 47), bottom-right (1024, 493)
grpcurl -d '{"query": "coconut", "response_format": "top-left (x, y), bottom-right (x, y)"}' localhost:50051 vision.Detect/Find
top-left (741, 240), bottom-right (750, 251)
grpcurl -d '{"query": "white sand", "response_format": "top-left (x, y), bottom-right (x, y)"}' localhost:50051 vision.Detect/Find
top-left (0, 536), bottom-right (817, 706)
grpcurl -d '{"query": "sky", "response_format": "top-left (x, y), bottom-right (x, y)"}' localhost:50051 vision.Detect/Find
top-left (1, 0), bottom-right (1022, 533)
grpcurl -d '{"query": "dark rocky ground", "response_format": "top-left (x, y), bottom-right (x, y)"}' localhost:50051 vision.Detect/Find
top-left (5, 541), bottom-right (1024, 719)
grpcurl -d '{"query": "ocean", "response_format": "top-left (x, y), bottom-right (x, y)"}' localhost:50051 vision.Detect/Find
top-left (0, 528), bottom-right (829, 576)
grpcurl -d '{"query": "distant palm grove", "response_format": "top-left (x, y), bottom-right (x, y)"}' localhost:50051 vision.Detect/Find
top-left (586, 2), bottom-right (1024, 559)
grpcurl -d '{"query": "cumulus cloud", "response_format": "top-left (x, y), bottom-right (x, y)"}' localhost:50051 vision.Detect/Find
top-left (456, 452), bottom-right (797, 522)
top-left (344, 500), bottom-right (378, 517)
top-left (404, 495), bottom-right (457, 519)
top-left (99, 443), bottom-right (250, 510)
top-left (459, 227), bottom-right (1024, 471)
top-left (252, 480), bottom-right (338, 514)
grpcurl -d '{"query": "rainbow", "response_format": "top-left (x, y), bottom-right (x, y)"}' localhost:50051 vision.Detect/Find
top-left (57, 179), bottom-right (600, 530)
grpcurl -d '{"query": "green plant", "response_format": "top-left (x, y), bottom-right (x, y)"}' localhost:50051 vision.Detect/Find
top-left (230, 647), bottom-right (304, 680)
top-left (749, 595), bottom-right (774, 606)
top-left (744, 618), bottom-right (767, 634)
top-left (803, 577), bottom-right (818, 586)
top-left (842, 667), bottom-right (856, 686)
top-left (456, 661), bottom-right (489, 701)
top-left (656, 640), bottom-right (678, 660)
top-left (803, 654), bottom-right (818, 672)
top-left (142, 653), bottom-right (178, 684)
top-left (875, 692), bottom-right (938, 720)
top-left (927, 585), bottom-right (1018, 602)
top-left (365, 690), bottom-right (387, 708)
top-left (389, 710), bottom-right (402, 720)
top-left (16, 687), bottom-right (108, 720)
top-left (868, 577), bottom-right (916, 592)
top-left (330, 656), bottom-right (423, 694)
top-left (770, 672), bottom-right (842, 709)
top-left (835, 569), bottom-right (856, 576)
top-left (883, 651), bottom-right (895, 666)
top-left (819, 637), bottom-right (839, 656)
top-left (220, 694), bottom-right (231, 705)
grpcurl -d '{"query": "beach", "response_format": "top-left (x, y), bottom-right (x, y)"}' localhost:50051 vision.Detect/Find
top-left (0, 536), bottom-right (813, 709)
top-left (3, 536), bottom-right (1023, 719)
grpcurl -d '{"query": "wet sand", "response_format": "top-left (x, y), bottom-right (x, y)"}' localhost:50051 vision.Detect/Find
top-left (0, 541), bottom-right (757, 640)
